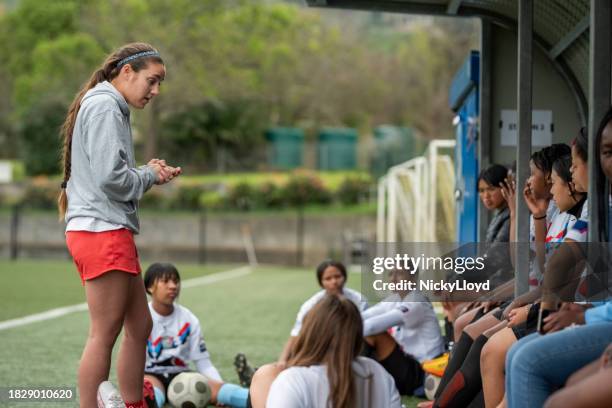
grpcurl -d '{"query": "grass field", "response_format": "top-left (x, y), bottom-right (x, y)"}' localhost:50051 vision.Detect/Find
top-left (0, 260), bottom-right (425, 407)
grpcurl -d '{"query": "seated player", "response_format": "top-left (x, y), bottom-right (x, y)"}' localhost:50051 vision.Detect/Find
top-left (362, 267), bottom-right (445, 396)
top-left (142, 263), bottom-right (249, 408)
top-left (428, 153), bottom-right (586, 408)
top-left (277, 260), bottom-right (368, 367)
top-left (544, 343), bottom-right (612, 407)
top-left (250, 294), bottom-right (401, 408)
top-left (419, 146), bottom-right (573, 408)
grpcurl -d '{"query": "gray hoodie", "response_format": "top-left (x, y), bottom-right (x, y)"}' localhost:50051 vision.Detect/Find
top-left (65, 81), bottom-right (156, 233)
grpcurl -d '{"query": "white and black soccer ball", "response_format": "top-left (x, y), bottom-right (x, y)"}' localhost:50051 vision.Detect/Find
top-left (424, 373), bottom-right (442, 401)
top-left (167, 372), bottom-right (211, 408)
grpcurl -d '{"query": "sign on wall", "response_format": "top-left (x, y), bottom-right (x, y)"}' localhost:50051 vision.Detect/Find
top-left (500, 110), bottom-right (553, 147)
top-left (0, 161), bottom-right (11, 183)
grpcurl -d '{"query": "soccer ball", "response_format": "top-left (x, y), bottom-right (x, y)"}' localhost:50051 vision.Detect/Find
top-left (424, 373), bottom-right (441, 401)
top-left (167, 372), bottom-right (211, 408)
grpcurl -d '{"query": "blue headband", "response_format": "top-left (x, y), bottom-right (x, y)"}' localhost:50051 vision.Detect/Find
top-left (116, 51), bottom-right (160, 68)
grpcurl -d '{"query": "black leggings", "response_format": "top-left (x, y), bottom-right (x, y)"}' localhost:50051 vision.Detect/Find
top-left (435, 307), bottom-right (486, 399)
top-left (379, 344), bottom-right (424, 395)
top-left (434, 335), bottom-right (488, 408)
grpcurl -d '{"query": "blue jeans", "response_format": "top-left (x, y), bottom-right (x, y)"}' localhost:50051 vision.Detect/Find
top-left (505, 322), bottom-right (612, 408)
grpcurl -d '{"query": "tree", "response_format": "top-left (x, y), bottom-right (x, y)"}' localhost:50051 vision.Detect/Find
top-left (19, 101), bottom-right (66, 175)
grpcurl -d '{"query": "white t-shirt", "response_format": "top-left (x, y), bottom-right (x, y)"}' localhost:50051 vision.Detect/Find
top-left (564, 198), bottom-right (588, 242)
top-left (290, 288), bottom-right (368, 337)
top-left (145, 303), bottom-right (221, 381)
top-left (361, 291), bottom-right (444, 363)
top-left (266, 357), bottom-right (401, 408)
top-left (529, 200), bottom-right (587, 288)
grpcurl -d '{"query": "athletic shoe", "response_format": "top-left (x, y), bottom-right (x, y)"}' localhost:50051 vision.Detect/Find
top-left (234, 352), bottom-right (256, 388)
top-left (97, 381), bottom-right (124, 408)
top-left (142, 379), bottom-right (159, 408)
top-left (422, 352), bottom-right (449, 377)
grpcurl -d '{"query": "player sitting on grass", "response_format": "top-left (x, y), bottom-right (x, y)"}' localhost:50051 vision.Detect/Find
top-left (142, 263), bottom-right (249, 408)
top-left (249, 294), bottom-right (402, 408)
top-left (362, 267), bottom-right (445, 396)
top-left (277, 260), bottom-right (368, 368)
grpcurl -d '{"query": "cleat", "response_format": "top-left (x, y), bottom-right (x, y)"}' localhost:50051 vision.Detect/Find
top-left (97, 381), bottom-right (124, 408)
top-left (234, 353), bottom-right (256, 388)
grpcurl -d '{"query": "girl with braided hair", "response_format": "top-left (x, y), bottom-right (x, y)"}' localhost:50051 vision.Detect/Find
top-left (59, 42), bottom-right (181, 408)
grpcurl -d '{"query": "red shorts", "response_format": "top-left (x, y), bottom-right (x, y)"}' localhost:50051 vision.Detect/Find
top-left (66, 228), bottom-right (141, 285)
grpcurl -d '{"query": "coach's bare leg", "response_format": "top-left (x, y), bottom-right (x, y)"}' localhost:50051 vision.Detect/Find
top-left (118, 274), bottom-right (152, 403)
top-left (249, 363), bottom-right (284, 408)
top-left (79, 271), bottom-right (131, 408)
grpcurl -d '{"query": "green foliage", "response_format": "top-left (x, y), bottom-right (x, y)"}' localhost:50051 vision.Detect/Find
top-left (199, 190), bottom-right (224, 209)
top-left (0, 0), bottom-right (477, 173)
top-left (139, 171), bottom-right (373, 211)
top-left (138, 188), bottom-right (168, 211)
top-left (161, 99), bottom-right (265, 172)
top-left (225, 182), bottom-right (255, 211)
top-left (168, 185), bottom-right (206, 210)
top-left (8, 160), bottom-right (25, 181)
top-left (0, 0), bottom-right (78, 76)
top-left (254, 181), bottom-right (284, 209)
top-left (282, 171), bottom-right (332, 206)
top-left (19, 102), bottom-right (65, 176)
top-left (21, 177), bottom-right (58, 209)
top-left (14, 33), bottom-right (105, 112)
top-left (336, 175), bottom-right (373, 205)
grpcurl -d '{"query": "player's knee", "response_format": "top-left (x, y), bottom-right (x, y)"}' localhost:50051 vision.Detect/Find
top-left (364, 335), bottom-right (376, 346)
top-left (480, 340), bottom-right (505, 369)
top-left (482, 324), bottom-right (502, 339)
top-left (455, 309), bottom-right (472, 328)
top-left (463, 322), bottom-right (477, 338)
top-left (90, 318), bottom-right (123, 347)
top-left (250, 363), bottom-right (281, 388)
top-left (124, 312), bottom-right (152, 342)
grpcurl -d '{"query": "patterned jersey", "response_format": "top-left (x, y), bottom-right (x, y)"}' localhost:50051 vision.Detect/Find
top-left (530, 198), bottom-right (587, 288)
top-left (564, 198), bottom-right (588, 242)
top-left (145, 303), bottom-right (210, 374)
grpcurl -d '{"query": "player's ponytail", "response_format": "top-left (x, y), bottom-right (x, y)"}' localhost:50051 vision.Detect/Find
top-left (58, 42), bottom-right (163, 220)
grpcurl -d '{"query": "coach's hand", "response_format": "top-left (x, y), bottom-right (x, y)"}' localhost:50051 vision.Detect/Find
top-left (149, 158), bottom-right (182, 184)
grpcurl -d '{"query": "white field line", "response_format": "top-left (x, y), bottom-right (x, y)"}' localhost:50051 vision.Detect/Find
top-left (0, 265), bottom-right (252, 332)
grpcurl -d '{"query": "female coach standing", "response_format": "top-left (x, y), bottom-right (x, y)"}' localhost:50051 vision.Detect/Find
top-left (58, 42), bottom-right (180, 408)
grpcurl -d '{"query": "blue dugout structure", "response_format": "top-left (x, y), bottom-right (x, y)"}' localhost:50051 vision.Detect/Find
top-left (307, 0), bottom-right (611, 297)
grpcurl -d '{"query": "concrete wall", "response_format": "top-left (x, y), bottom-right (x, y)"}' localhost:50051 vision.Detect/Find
top-left (489, 24), bottom-right (583, 164)
top-left (477, 23), bottom-right (584, 237)
top-left (0, 211), bottom-right (376, 267)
